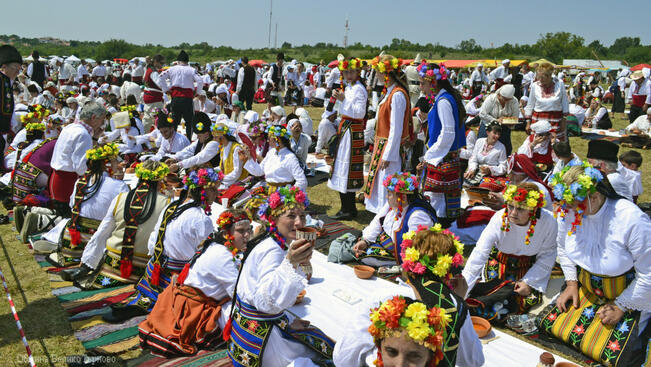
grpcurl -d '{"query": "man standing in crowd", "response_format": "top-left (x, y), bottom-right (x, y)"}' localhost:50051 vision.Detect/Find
top-left (142, 54), bottom-right (165, 132)
top-left (26, 50), bottom-right (47, 88)
top-left (470, 63), bottom-right (489, 97)
top-left (236, 56), bottom-right (257, 111)
top-left (158, 50), bottom-right (203, 139)
top-left (0, 45), bottom-right (22, 162)
top-left (269, 52), bottom-right (285, 106)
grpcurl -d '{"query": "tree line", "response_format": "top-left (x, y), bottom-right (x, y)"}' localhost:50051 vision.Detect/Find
top-left (1, 32), bottom-right (649, 66)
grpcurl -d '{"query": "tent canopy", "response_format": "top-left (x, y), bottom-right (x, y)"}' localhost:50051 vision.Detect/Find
top-left (65, 55), bottom-right (80, 63)
top-left (248, 59), bottom-right (267, 67)
top-left (631, 63), bottom-right (651, 71)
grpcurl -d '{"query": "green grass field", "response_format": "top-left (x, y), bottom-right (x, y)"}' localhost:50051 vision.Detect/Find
top-left (0, 103), bottom-right (647, 366)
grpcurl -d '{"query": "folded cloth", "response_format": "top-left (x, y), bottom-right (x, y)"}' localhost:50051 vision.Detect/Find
top-left (327, 233), bottom-right (358, 263)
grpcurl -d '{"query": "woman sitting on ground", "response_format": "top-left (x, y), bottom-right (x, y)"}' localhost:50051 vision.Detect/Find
top-left (139, 209), bottom-right (252, 357)
top-left (463, 121), bottom-right (507, 186)
top-left (226, 186), bottom-right (335, 367)
top-left (352, 172), bottom-right (437, 266)
top-left (104, 167), bottom-right (222, 323)
top-left (539, 162), bottom-right (651, 367)
top-left (333, 226), bottom-right (484, 367)
top-left (584, 96), bottom-right (612, 130)
top-left (462, 183), bottom-right (557, 322)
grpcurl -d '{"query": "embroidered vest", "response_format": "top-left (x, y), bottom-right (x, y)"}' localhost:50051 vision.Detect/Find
top-left (220, 142), bottom-right (248, 181)
top-left (377, 85), bottom-right (412, 143)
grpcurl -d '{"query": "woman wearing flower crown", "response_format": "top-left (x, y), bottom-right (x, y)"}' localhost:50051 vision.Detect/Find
top-left (103, 167), bottom-right (222, 323)
top-left (212, 122), bottom-right (252, 188)
top-left (139, 209), bottom-right (252, 357)
top-left (415, 63), bottom-right (466, 220)
top-left (226, 186), bottom-right (334, 367)
top-left (462, 182), bottom-right (557, 321)
top-left (166, 112), bottom-right (220, 173)
top-left (57, 161), bottom-right (173, 289)
top-left (142, 110), bottom-right (190, 163)
top-left (538, 161), bottom-right (651, 367)
top-left (326, 57), bottom-right (368, 220)
top-left (244, 124), bottom-right (307, 192)
top-left (35, 143), bottom-right (129, 264)
top-left (334, 227), bottom-right (484, 367)
top-left (361, 54), bottom-right (411, 215)
top-left (353, 172), bottom-right (437, 266)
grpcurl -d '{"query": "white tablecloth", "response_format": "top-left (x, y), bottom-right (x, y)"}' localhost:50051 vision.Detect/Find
top-left (582, 127), bottom-right (624, 138)
top-left (289, 252), bottom-right (574, 366)
top-left (306, 154), bottom-right (331, 174)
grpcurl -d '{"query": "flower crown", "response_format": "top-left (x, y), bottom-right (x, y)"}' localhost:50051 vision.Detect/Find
top-left (20, 104), bottom-right (51, 124)
top-left (266, 125), bottom-right (291, 140)
top-left (383, 172), bottom-right (418, 194)
top-left (338, 58), bottom-right (362, 71)
top-left (182, 167), bottom-right (224, 191)
top-left (247, 122), bottom-right (265, 137)
top-left (120, 105), bottom-right (137, 119)
top-left (217, 211), bottom-right (251, 230)
top-left (550, 160), bottom-right (602, 204)
top-left (417, 62), bottom-right (447, 81)
top-left (550, 160), bottom-right (603, 235)
top-left (369, 296), bottom-right (448, 366)
top-left (400, 224), bottom-right (465, 281)
top-left (257, 186), bottom-right (309, 220)
top-left (503, 185), bottom-right (546, 210)
top-left (371, 56), bottom-right (402, 73)
top-left (48, 115), bottom-right (64, 125)
top-left (25, 122), bottom-right (46, 132)
top-left (211, 123), bottom-right (230, 136)
top-left (134, 162), bottom-right (169, 181)
top-left (501, 185), bottom-right (546, 245)
top-left (85, 143), bottom-right (119, 161)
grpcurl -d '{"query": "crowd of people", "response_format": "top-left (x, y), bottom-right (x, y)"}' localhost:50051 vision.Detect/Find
top-left (0, 42), bottom-right (649, 367)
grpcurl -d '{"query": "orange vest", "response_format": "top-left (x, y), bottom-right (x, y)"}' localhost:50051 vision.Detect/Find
top-left (376, 85), bottom-right (412, 142)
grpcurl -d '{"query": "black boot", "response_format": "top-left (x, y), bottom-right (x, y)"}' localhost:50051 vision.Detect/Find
top-left (59, 263), bottom-right (93, 282)
top-left (330, 192), bottom-right (357, 220)
top-left (329, 192), bottom-right (347, 220)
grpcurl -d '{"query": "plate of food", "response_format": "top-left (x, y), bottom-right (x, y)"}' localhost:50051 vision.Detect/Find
top-left (501, 117), bottom-right (519, 126)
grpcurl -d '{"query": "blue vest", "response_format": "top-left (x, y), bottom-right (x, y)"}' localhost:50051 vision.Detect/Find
top-left (394, 198), bottom-right (438, 263)
top-left (426, 91), bottom-right (466, 152)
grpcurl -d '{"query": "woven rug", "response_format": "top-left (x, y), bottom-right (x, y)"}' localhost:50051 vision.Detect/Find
top-left (33, 254), bottom-right (232, 366)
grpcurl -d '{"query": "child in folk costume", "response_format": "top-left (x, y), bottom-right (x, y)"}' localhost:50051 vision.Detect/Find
top-left (539, 162), bottom-right (651, 367)
top-left (416, 63), bottom-right (466, 220)
top-left (352, 172), bottom-right (437, 266)
top-left (212, 123), bottom-right (250, 188)
top-left (462, 183), bottom-right (557, 321)
top-left (39, 143), bottom-right (129, 265)
top-left (245, 125), bottom-right (307, 192)
top-left (327, 57), bottom-right (368, 220)
top-left (166, 112), bottom-right (220, 173)
top-left (362, 54), bottom-right (412, 214)
top-left (103, 168), bottom-right (222, 323)
top-left (139, 209), bottom-right (252, 357)
top-left (226, 186), bottom-right (334, 367)
top-left (57, 161), bottom-right (172, 289)
top-left (334, 227), bottom-right (484, 367)
top-left (516, 120), bottom-right (554, 173)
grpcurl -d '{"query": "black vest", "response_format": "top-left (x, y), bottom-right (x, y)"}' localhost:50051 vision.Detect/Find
top-left (0, 72), bottom-right (14, 134)
top-left (193, 141), bottom-right (220, 167)
top-left (242, 65), bottom-right (256, 92)
top-left (31, 61), bottom-right (46, 86)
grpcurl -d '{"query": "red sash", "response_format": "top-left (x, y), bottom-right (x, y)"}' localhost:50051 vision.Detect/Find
top-left (171, 87), bottom-right (193, 99)
top-left (631, 94), bottom-right (647, 108)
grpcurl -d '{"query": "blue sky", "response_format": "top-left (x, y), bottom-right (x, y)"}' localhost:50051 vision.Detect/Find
top-left (2, 0), bottom-right (649, 48)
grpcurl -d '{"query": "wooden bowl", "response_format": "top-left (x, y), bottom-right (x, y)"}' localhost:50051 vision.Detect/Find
top-left (471, 316), bottom-right (492, 338)
top-left (315, 153), bottom-right (326, 159)
top-left (125, 167), bottom-right (135, 174)
top-left (555, 363), bottom-right (579, 367)
top-left (295, 289), bottom-right (307, 305)
top-left (353, 265), bottom-right (375, 279)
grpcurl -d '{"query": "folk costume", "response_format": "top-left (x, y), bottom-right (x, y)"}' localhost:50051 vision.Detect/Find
top-left (626, 71), bottom-right (650, 123)
top-left (539, 162), bottom-right (651, 367)
top-left (143, 64), bottom-right (165, 132)
top-left (516, 120), bottom-right (554, 172)
top-left (524, 78), bottom-right (570, 141)
top-left (149, 113), bottom-right (190, 162)
top-left (462, 185), bottom-right (556, 321)
top-left (47, 143), bottom-right (129, 267)
top-left (359, 173), bottom-right (436, 266)
top-left (420, 64), bottom-right (466, 219)
top-left (168, 113), bottom-right (220, 170)
top-left (59, 163), bottom-right (172, 289)
top-left (104, 168), bottom-right (221, 323)
top-left (226, 187), bottom-right (335, 367)
top-left (327, 58), bottom-right (367, 218)
top-left (213, 123), bottom-right (250, 188)
top-left (0, 45), bottom-right (22, 160)
top-left (138, 211), bottom-right (249, 357)
top-left (363, 56), bottom-right (411, 214)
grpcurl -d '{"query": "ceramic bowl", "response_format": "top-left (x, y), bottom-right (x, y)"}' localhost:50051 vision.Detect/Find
top-left (353, 265), bottom-right (375, 279)
top-left (471, 316), bottom-right (492, 338)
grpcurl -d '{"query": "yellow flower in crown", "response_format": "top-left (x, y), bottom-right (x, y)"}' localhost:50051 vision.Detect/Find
top-left (25, 122), bottom-right (46, 132)
top-left (85, 142), bottom-right (119, 161)
top-left (404, 247), bottom-right (420, 263)
top-left (134, 162), bottom-right (169, 181)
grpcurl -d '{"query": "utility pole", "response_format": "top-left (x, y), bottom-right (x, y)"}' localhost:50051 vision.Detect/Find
top-left (343, 15), bottom-right (349, 48)
top-left (275, 23), bottom-right (278, 49)
top-left (268, 0), bottom-right (272, 48)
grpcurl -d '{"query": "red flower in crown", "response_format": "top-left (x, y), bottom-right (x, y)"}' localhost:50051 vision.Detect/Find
top-left (268, 192), bottom-right (282, 209)
top-left (513, 188), bottom-right (528, 201)
top-left (295, 190), bottom-right (306, 204)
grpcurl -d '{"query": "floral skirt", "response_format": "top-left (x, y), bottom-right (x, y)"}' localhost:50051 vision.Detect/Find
top-left (538, 267), bottom-right (640, 367)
